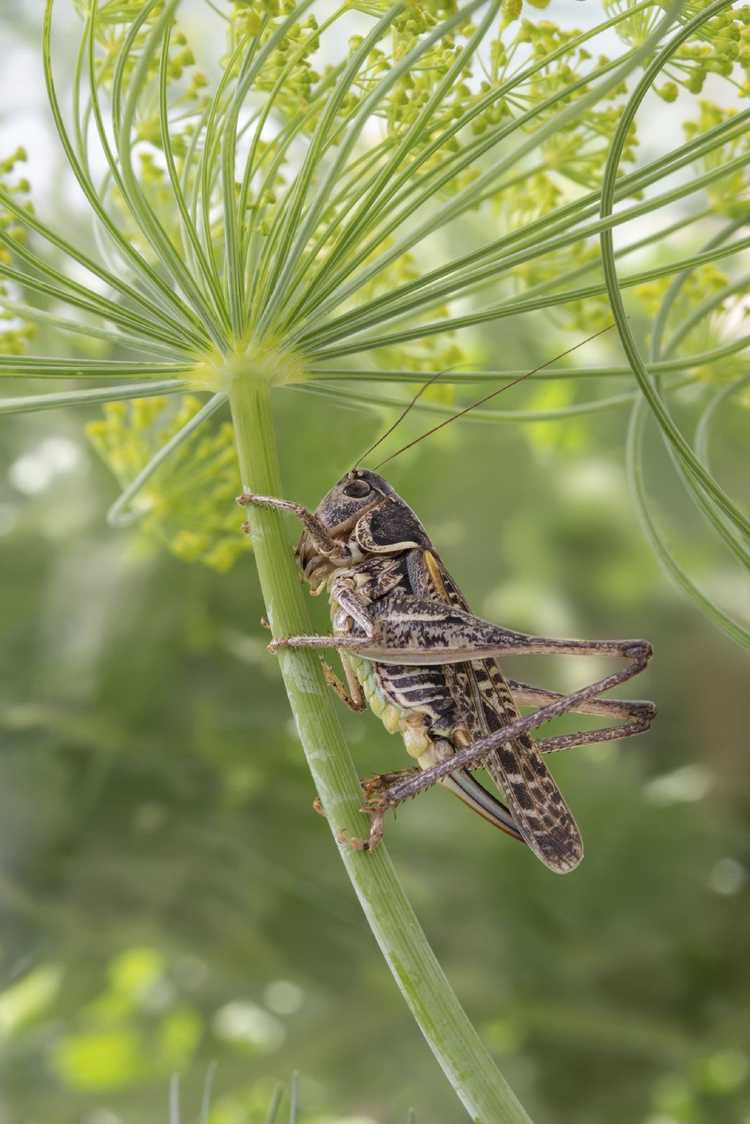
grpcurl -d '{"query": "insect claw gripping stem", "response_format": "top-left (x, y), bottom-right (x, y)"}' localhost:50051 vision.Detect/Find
top-left (324, 773), bottom-right (417, 854)
top-left (345, 810), bottom-right (386, 853)
top-left (337, 825), bottom-right (381, 853)
top-left (355, 771), bottom-right (420, 853)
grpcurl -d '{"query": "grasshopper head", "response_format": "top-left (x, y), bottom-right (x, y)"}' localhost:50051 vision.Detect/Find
top-left (297, 470), bottom-right (428, 591)
top-left (317, 468), bottom-right (395, 526)
top-left (297, 470), bottom-right (393, 589)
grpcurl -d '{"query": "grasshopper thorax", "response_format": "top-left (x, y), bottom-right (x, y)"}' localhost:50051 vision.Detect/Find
top-left (296, 469), bottom-right (430, 591)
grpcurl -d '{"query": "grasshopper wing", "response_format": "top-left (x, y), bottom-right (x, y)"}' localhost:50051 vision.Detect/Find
top-left (422, 552), bottom-right (584, 874)
top-left (449, 652), bottom-right (583, 873)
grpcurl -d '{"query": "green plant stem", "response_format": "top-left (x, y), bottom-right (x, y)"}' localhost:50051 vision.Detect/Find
top-left (228, 373), bottom-right (533, 1124)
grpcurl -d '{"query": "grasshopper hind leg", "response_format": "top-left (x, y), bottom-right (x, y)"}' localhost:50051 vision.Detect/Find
top-left (354, 744), bottom-right (523, 852)
top-left (359, 768), bottom-right (420, 851)
top-left (330, 769), bottom-right (421, 853)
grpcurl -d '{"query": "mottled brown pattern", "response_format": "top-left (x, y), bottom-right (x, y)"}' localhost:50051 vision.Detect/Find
top-left (298, 469), bottom-right (583, 873)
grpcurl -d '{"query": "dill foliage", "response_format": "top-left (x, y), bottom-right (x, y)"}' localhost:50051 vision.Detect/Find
top-left (1, 0), bottom-right (748, 636)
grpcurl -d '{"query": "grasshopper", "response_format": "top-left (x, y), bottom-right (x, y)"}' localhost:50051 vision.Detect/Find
top-left (238, 335), bottom-right (655, 874)
top-left (238, 470), bottom-right (654, 875)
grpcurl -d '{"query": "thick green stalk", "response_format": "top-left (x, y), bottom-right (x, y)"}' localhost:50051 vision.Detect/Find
top-left (228, 373), bottom-right (533, 1124)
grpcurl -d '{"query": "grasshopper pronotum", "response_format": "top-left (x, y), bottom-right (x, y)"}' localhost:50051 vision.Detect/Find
top-left (239, 334), bottom-right (655, 874)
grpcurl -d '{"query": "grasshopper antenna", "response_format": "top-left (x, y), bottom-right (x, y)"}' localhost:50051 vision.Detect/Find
top-left (373, 323), bottom-right (616, 471)
top-left (355, 364), bottom-right (462, 468)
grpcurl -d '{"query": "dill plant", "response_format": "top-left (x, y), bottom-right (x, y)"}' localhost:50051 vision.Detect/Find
top-left (0, 0), bottom-right (748, 1118)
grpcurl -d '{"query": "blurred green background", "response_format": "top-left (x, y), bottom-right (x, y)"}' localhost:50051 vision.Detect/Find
top-left (1, 3), bottom-right (749, 1123)
top-left (2, 362), bottom-right (749, 1124)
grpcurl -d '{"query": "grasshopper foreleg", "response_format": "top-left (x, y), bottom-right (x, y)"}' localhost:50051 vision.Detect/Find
top-left (237, 492), bottom-right (353, 564)
top-left (268, 580), bottom-right (377, 653)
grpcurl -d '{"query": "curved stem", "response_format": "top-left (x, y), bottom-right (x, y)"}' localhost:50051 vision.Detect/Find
top-left (228, 374), bottom-right (533, 1124)
top-left (599, 0), bottom-right (750, 542)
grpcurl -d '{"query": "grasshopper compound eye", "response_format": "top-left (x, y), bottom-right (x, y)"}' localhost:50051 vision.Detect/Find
top-left (343, 478), bottom-right (371, 499)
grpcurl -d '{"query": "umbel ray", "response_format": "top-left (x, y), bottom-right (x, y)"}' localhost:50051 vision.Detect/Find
top-left (239, 328), bottom-right (656, 875)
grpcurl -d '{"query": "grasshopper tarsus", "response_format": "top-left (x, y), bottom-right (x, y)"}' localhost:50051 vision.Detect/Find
top-left (312, 797), bottom-right (326, 817)
top-left (335, 825), bottom-right (381, 853)
top-left (361, 770), bottom-right (418, 804)
top-left (365, 810), bottom-right (385, 852)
